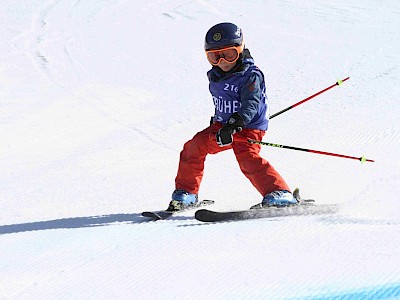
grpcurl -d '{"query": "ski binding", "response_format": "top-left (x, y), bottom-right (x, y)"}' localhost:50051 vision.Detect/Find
top-left (142, 199), bottom-right (214, 221)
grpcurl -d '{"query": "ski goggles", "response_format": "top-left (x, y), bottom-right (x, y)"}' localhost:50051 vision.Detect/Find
top-left (205, 44), bottom-right (244, 65)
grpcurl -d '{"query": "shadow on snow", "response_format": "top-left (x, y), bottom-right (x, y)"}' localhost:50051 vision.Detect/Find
top-left (0, 213), bottom-right (149, 235)
top-left (3, 213), bottom-right (397, 235)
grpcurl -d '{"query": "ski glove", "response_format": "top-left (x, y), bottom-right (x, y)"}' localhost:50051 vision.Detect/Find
top-left (216, 112), bottom-right (244, 147)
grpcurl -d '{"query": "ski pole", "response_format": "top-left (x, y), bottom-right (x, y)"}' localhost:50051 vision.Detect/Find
top-left (247, 139), bottom-right (374, 163)
top-left (270, 77), bottom-right (350, 119)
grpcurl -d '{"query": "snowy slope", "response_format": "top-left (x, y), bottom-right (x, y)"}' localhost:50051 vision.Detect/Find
top-left (1, 0), bottom-right (400, 299)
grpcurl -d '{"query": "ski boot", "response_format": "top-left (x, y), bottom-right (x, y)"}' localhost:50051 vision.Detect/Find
top-left (250, 189), bottom-right (299, 209)
top-left (167, 189), bottom-right (199, 212)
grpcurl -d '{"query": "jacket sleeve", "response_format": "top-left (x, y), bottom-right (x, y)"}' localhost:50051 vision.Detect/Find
top-left (238, 70), bottom-right (264, 126)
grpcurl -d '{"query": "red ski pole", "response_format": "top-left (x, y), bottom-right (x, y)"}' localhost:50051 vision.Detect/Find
top-left (270, 77), bottom-right (350, 119)
top-left (235, 76), bottom-right (374, 163)
top-left (248, 139), bottom-right (374, 163)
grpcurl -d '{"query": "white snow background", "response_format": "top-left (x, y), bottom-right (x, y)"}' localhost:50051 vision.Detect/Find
top-left (1, 0), bottom-right (400, 299)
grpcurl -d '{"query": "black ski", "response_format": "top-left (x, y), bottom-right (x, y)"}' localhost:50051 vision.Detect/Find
top-left (195, 202), bottom-right (339, 223)
top-left (142, 199), bottom-right (214, 221)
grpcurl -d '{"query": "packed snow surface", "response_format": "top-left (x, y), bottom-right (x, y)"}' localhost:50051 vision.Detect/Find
top-left (1, 0), bottom-right (399, 299)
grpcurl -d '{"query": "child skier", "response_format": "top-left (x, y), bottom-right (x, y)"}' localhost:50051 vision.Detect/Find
top-left (168, 22), bottom-right (297, 211)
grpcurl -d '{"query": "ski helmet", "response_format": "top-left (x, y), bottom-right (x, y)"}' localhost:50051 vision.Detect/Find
top-left (204, 22), bottom-right (243, 50)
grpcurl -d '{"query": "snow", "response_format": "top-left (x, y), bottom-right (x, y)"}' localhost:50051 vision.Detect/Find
top-left (1, 0), bottom-right (399, 299)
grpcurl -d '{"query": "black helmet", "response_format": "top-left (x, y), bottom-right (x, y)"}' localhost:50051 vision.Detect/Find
top-left (204, 22), bottom-right (243, 50)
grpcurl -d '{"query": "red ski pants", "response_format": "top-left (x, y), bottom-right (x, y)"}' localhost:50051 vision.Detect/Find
top-left (175, 123), bottom-right (290, 196)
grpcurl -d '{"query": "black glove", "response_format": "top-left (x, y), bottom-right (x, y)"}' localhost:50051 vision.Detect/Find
top-left (216, 113), bottom-right (244, 147)
top-left (210, 115), bottom-right (215, 126)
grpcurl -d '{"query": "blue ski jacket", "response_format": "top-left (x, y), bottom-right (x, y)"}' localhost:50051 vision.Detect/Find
top-left (207, 49), bottom-right (269, 131)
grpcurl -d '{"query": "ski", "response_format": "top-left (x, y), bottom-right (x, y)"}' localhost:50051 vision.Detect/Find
top-left (195, 202), bottom-right (339, 223)
top-left (142, 199), bottom-right (215, 221)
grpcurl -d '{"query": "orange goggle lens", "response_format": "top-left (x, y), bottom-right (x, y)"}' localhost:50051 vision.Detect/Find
top-left (206, 45), bottom-right (243, 65)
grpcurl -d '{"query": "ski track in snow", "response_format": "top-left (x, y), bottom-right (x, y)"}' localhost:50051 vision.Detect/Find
top-left (1, 0), bottom-right (400, 299)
